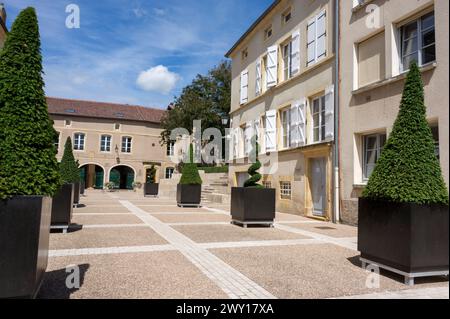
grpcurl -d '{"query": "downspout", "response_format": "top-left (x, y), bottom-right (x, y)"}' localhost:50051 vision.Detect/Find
top-left (332, 0), bottom-right (340, 223)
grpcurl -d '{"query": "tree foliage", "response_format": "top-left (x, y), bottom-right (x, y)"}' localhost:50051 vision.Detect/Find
top-left (244, 137), bottom-right (263, 189)
top-left (363, 62), bottom-right (449, 205)
top-left (160, 61), bottom-right (231, 145)
top-left (0, 7), bottom-right (60, 200)
top-left (179, 144), bottom-right (202, 185)
top-left (59, 137), bottom-right (80, 184)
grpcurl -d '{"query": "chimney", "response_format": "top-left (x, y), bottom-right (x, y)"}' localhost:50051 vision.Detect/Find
top-left (0, 3), bottom-right (6, 25)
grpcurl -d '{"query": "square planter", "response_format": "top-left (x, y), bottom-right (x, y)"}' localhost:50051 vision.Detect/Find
top-left (358, 198), bottom-right (449, 274)
top-left (231, 187), bottom-right (276, 226)
top-left (0, 196), bottom-right (52, 299)
top-left (144, 183), bottom-right (159, 196)
top-left (177, 184), bottom-right (201, 207)
top-left (73, 181), bottom-right (80, 206)
top-left (51, 183), bottom-right (74, 227)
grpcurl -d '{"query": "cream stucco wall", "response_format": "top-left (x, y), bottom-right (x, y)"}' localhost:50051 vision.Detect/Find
top-left (52, 115), bottom-right (175, 187)
top-left (339, 0), bottom-right (449, 224)
top-left (228, 0), bottom-right (336, 219)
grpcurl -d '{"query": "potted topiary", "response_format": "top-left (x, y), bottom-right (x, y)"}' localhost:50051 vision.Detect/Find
top-left (231, 137), bottom-right (275, 227)
top-left (58, 137), bottom-right (81, 207)
top-left (51, 138), bottom-right (76, 230)
top-left (144, 165), bottom-right (159, 196)
top-left (0, 8), bottom-right (61, 298)
top-left (177, 144), bottom-right (202, 207)
top-left (358, 62), bottom-right (449, 285)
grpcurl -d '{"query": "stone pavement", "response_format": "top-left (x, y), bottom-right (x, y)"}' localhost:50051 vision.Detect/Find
top-left (38, 190), bottom-right (449, 299)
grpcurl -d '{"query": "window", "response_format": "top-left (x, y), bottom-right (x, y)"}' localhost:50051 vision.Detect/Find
top-left (282, 8), bottom-right (292, 24)
top-left (312, 96), bottom-right (326, 142)
top-left (100, 135), bottom-right (112, 152)
top-left (264, 26), bottom-right (273, 40)
top-left (281, 108), bottom-right (291, 149)
top-left (242, 48), bottom-right (248, 60)
top-left (165, 168), bottom-right (174, 179)
top-left (114, 123), bottom-right (121, 131)
top-left (280, 181), bottom-right (292, 200)
top-left (240, 70), bottom-right (249, 104)
top-left (262, 55), bottom-right (268, 92)
top-left (54, 132), bottom-right (60, 153)
top-left (65, 120), bottom-right (71, 127)
top-left (358, 32), bottom-right (386, 87)
top-left (363, 133), bottom-right (386, 180)
top-left (307, 10), bottom-right (327, 67)
top-left (263, 181), bottom-right (272, 189)
top-left (73, 133), bottom-right (85, 151)
top-left (282, 41), bottom-right (292, 81)
top-left (243, 125), bottom-right (250, 156)
top-left (121, 136), bottom-right (132, 153)
top-left (167, 141), bottom-right (175, 156)
top-left (430, 125), bottom-right (440, 159)
top-left (401, 12), bottom-right (435, 71)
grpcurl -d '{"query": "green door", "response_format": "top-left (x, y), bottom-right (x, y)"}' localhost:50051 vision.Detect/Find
top-left (95, 171), bottom-right (104, 189)
top-left (110, 169), bottom-right (120, 189)
top-left (126, 172), bottom-right (134, 190)
top-left (80, 167), bottom-right (86, 184)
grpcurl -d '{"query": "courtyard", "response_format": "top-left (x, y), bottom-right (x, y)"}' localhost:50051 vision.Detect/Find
top-left (38, 190), bottom-right (449, 299)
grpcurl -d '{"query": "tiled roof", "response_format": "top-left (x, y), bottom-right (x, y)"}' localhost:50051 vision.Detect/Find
top-left (46, 97), bottom-right (166, 124)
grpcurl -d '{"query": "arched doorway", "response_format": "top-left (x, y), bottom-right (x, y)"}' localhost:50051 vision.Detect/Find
top-left (80, 164), bottom-right (105, 189)
top-left (109, 165), bottom-right (135, 190)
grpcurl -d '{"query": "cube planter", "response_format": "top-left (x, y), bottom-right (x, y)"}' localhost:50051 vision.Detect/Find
top-left (177, 184), bottom-right (201, 207)
top-left (358, 198), bottom-right (449, 283)
top-left (0, 196), bottom-right (52, 299)
top-left (144, 183), bottom-right (159, 197)
top-left (51, 183), bottom-right (74, 228)
top-left (73, 181), bottom-right (80, 206)
top-left (231, 187), bottom-right (276, 227)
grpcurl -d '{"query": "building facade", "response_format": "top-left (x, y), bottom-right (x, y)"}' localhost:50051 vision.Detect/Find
top-left (47, 97), bottom-right (176, 190)
top-left (339, 0), bottom-right (449, 224)
top-left (0, 3), bottom-right (7, 49)
top-left (226, 0), bottom-right (337, 221)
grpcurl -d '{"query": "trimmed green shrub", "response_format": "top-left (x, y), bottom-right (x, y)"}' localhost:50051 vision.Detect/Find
top-left (0, 7), bottom-right (60, 200)
top-left (59, 137), bottom-right (80, 184)
top-left (363, 62), bottom-right (449, 205)
top-left (244, 137), bottom-right (263, 189)
top-left (180, 144), bottom-right (202, 185)
top-left (146, 165), bottom-right (157, 184)
top-left (198, 166), bottom-right (229, 174)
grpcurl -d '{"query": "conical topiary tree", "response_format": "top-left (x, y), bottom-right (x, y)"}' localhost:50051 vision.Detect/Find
top-left (180, 144), bottom-right (202, 185)
top-left (363, 62), bottom-right (449, 205)
top-left (244, 136), bottom-right (263, 189)
top-left (59, 137), bottom-right (80, 184)
top-left (146, 165), bottom-right (157, 184)
top-left (0, 7), bottom-right (60, 200)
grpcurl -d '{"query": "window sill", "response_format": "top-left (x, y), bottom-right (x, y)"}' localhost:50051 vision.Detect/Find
top-left (353, 183), bottom-right (367, 189)
top-left (352, 62), bottom-right (437, 95)
top-left (352, 0), bottom-right (375, 13)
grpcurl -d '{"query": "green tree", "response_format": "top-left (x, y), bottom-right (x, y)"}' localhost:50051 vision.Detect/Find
top-left (160, 61), bottom-right (231, 145)
top-left (179, 144), bottom-right (202, 185)
top-left (244, 137), bottom-right (263, 189)
top-left (0, 7), bottom-right (60, 200)
top-left (59, 137), bottom-right (80, 184)
top-left (363, 62), bottom-right (448, 204)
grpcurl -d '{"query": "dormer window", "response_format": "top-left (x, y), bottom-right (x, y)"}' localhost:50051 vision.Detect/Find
top-left (114, 112), bottom-right (125, 118)
top-left (282, 8), bottom-right (292, 24)
top-left (242, 48), bottom-right (249, 60)
top-left (65, 108), bottom-right (76, 114)
top-left (264, 26), bottom-right (273, 40)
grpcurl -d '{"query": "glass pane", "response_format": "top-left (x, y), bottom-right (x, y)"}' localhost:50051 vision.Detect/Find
top-left (313, 99), bottom-right (319, 113)
top-left (402, 21), bottom-right (418, 40)
top-left (403, 37), bottom-right (418, 55)
top-left (422, 45), bottom-right (436, 64)
top-left (313, 113), bottom-right (319, 126)
top-left (421, 13), bottom-right (435, 31)
top-left (422, 29), bottom-right (435, 47)
top-left (403, 53), bottom-right (419, 69)
top-left (314, 128), bottom-right (319, 142)
top-left (321, 126), bottom-right (325, 141)
top-left (365, 136), bottom-right (377, 151)
top-left (365, 164), bottom-right (376, 179)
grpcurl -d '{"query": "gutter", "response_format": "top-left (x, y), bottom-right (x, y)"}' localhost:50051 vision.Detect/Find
top-left (332, 0), bottom-right (340, 223)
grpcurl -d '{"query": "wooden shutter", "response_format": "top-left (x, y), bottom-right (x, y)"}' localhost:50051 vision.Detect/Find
top-left (240, 70), bottom-right (248, 104)
top-left (307, 17), bottom-right (316, 66)
top-left (291, 29), bottom-right (300, 75)
top-left (265, 110), bottom-right (277, 152)
top-left (267, 46), bottom-right (278, 88)
top-left (316, 10), bottom-right (327, 59)
top-left (324, 85), bottom-right (334, 140)
top-left (255, 61), bottom-right (262, 96)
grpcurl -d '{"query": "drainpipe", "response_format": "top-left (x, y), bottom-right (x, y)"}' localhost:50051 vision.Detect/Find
top-left (332, 0), bottom-right (340, 223)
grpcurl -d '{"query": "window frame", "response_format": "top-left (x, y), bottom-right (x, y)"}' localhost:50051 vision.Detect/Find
top-left (282, 8), bottom-right (292, 25)
top-left (312, 96), bottom-right (326, 143)
top-left (121, 136), bottom-right (133, 154)
top-left (165, 167), bottom-right (175, 179)
top-left (280, 107), bottom-right (291, 149)
top-left (282, 40), bottom-right (293, 81)
top-left (362, 133), bottom-right (386, 181)
top-left (167, 141), bottom-right (175, 156)
top-left (73, 132), bottom-right (86, 151)
top-left (280, 181), bottom-right (292, 200)
top-left (100, 134), bottom-right (112, 153)
top-left (264, 25), bottom-right (273, 41)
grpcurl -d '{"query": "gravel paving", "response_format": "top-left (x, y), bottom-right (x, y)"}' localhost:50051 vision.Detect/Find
top-left (72, 214), bottom-right (144, 225)
top-left (285, 222), bottom-right (358, 238)
top-left (153, 213), bottom-right (231, 223)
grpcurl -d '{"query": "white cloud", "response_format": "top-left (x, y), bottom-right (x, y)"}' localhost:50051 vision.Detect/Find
top-left (136, 65), bottom-right (180, 94)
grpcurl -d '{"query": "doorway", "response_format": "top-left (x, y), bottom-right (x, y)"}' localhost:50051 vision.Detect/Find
top-left (79, 164), bottom-right (104, 189)
top-left (110, 165), bottom-right (135, 190)
top-left (310, 157), bottom-right (327, 217)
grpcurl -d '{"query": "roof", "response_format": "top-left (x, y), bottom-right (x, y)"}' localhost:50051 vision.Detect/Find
top-left (46, 97), bottom-right (166, 124)
top-left (225, 0), bottom-right (281, 58)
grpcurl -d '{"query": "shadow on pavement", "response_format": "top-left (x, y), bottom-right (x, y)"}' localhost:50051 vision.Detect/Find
top-left (37, 264), bottom-right (90, 299)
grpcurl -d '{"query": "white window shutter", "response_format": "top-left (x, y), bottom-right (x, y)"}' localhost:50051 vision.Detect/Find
top-left (240, 70), bottom-right (248, 104)
top-left (316, 10), bottom-right (327, 59)
top-left (253, 119), bottom-right (260, 143)
top-left (298, 98), bottom-right (307, 146)
top-left (255, 61), bottom-right (262, 96)
top-left (307, 18), bottom-right (316, 66)
top-left (291, 30), bottom-right (300, 75)
top-left (265, 110), bottom-right (277, 152)
top-left (233, 127), bottom-right (240, 159)
top-left (290, 102), bottom-right (300, 148)
top-left (245, 121), bottom-right (253, 156)
top-left (324, 85), bottom-right (334, 140)
top-left (267, 46), bottom-right (278, 88)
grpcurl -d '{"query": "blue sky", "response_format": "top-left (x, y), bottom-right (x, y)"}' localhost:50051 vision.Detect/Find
top-left (5, 0), bottom-right (273, 109)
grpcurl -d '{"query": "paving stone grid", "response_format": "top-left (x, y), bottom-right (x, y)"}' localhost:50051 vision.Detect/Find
top-left (43, 190), bottom-right (449, 299)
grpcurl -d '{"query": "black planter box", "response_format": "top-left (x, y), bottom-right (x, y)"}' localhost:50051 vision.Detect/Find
top-left (73, 181), bottom-right (80, 206)
top-left (231, 187), bottom-right (276, 225)
top-left (358, 198), bottom-right (449, 274)
top-left (0, 196), bottom-right (52, 298)
top-left (177, 184), bottom-right (201, 207)
top-left (80, 181), bottom-right (85, 195)
top-left (51, 183), bottom-right (74, 227)
top-left (144, 183), bottom-right (159, 196)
